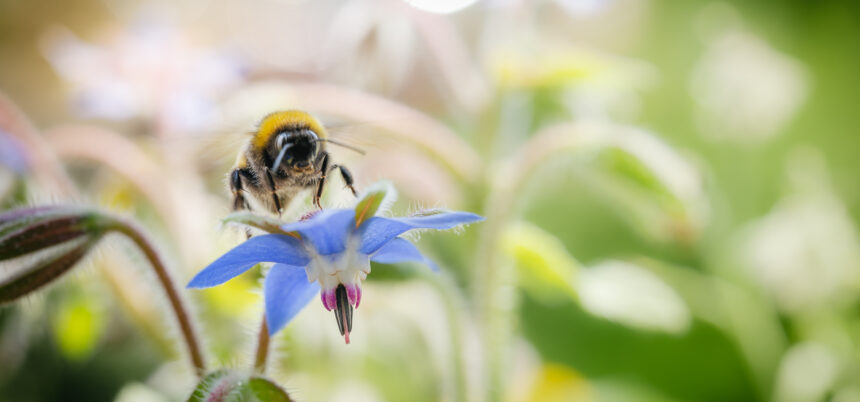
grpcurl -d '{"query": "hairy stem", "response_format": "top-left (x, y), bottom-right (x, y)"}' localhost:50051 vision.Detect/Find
top-left (422, 271), bottom-right (468, 402)
top-left (108, 219), bottom-right (206, 377)
top-left (254, 316), bottom-right (270, 375)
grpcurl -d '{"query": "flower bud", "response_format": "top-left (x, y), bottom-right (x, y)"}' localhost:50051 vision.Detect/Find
top-left (0, 206), bottom-right (111, 304)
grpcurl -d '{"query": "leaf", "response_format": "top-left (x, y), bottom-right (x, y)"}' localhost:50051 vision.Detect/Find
top-left (354, 181), bottom-right (396, 228)
top-left (500, 221), bottom-right (579, 303)
top-left (518, 294), bottom-right (758, 402)
top-left (577, 260), bottom-right (691, 334)
top-left (591, 131), bottom-right (708, 244)
top-left (600, 147), bottom-right (674, 206)
top-left (187, 370), bottom-right (292, 402)
top-left (245, 378), bottom-right (292, 402)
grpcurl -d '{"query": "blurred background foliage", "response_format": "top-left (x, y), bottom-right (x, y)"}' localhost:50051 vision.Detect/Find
top-left (1, 0), bottom-right (859, 401)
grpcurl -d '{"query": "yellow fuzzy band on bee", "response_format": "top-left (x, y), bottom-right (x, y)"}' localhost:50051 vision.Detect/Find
top-left (253, 110), bottom-right (328, 149)
top-left (234, 152), bottom-right (249, 168)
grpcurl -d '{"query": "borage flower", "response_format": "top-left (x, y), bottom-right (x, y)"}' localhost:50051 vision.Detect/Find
top-left (187, 186), bottom-right (482, 343)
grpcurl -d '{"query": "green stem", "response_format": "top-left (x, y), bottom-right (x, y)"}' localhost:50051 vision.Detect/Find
top-left (107, 219), bottom-right (206, 378)
top-left (422, 271), bottom-right (468, 402)
top-left (473, 206), bottom-right (510, 402)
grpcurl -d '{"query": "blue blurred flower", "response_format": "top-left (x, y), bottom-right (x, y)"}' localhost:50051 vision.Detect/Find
top-left (188, 207), bottom-right (482, 343)
top-left (0, 129), bottom-right (30, 174)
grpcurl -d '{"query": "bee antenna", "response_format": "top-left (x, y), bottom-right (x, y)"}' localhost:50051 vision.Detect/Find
top-left (271, 143), bottom-right (293, 171)
top-left (317, 138), bottom-right (366, 155)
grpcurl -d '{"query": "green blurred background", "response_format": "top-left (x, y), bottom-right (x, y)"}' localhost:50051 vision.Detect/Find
top-left (1, 0), bottom-right (859, 401)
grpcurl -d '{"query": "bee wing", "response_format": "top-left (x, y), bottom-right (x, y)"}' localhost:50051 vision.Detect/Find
top-left (188, 129), bottom-right (252, 174)
top-left (320, 116), bottom-right (434, 152)
top-left (320, 120), bottom-right (379, 150)
top-left (199, 130), bottom-right (249, 156)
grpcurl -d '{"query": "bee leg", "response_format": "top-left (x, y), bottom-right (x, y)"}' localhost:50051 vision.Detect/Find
top-left (230, 168), bottom-right (254, 238)
top-left (313, 153), bottom-right (330, 210)
top-left (264, 169), bottom-right (282, 217)
top-left (230, 168), bottom-right (252, 211)
top-left (331, 164), bottom-right (358, 197)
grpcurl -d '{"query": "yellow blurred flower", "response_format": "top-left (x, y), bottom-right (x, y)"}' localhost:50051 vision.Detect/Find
top-left (520, 364), bottom-right (592, 402)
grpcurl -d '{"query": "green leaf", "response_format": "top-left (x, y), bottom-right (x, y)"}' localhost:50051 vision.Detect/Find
top-left (519, 294), bottom-right (758, 402)
top-left (600, 147), bottom-right (674, 204)
top-left (500, 221), bottom-right (579, 303)
top-left (354, 181), bottom-right (395, 227)
top-left (187, 370), bottom-right (292, 402)
top-left (245, 378), bottom-right (292, 402)
top-left (576, 260), bottom-right (690, 334)
top-left (590, 135), bottom-right (707, 244)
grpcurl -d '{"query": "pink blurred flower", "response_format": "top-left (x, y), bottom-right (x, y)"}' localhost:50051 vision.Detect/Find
top-left (42, 19), bottom-right (245, 135)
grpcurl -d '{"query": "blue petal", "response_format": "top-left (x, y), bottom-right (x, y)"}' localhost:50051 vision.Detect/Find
top-left (280, 209), bottom-right (355, 255)
top-left (359, 211), bottom-right (484, 254)
top-left (265, 264), bottom-right (320, 335)
top-left (187, 234), bottom-right (310, 288)
top-left (371, 237), bottom-right (439, 272)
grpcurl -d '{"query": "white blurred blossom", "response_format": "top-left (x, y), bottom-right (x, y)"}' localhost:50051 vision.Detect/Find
top-left (318, 0), bottom-right (487, 110)
top-left (578, 260), bottom-right (691, 333)
top-left (41, 19), bottom-right (244, 134)
top-left (554, 0), bottom-right (614, 17)
top-left (114, 383), bottom-right (169, 402)
top-left (320, 0), bottom-right (417, 94)
top-left (773, 342), bottom-right (840, 402)
top-left (690, 28), bottom-right (808, 143)
top-left (741, 152), bottom-right (860, 313)
top-left (403, 0), bottom-right (479, 14)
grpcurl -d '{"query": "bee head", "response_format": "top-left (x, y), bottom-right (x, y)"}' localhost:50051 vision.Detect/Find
top-left (270, 129), bottom-right (320, 172)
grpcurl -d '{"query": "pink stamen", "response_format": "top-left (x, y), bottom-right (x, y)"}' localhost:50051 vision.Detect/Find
top-left (321, 289), bottom-right (336, 311)
top-left (345, 284), bottom-right (362, 308)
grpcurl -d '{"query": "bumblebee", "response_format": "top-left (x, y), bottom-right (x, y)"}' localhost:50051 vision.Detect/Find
top-left (230, 111), bottom-right (360, 215)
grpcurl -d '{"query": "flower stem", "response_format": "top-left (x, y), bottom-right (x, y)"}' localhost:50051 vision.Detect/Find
top-left (254, 316), bottom-right (270, 375)
top-left (421, 271), bottom-right (467, 402)
top-left (108, 219), bottom-right (206, 378)
top-left (474, 123), bottom-right (598, 401)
